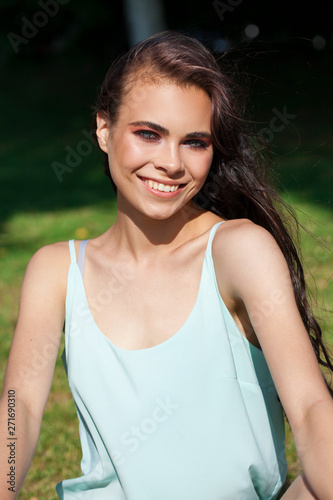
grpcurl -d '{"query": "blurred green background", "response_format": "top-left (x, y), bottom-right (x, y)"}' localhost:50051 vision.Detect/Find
top-left (0, 0), bottom-right (332, 497)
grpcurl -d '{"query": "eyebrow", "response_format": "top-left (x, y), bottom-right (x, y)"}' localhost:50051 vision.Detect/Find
top-left (129, 121), bottom-right (212, 140)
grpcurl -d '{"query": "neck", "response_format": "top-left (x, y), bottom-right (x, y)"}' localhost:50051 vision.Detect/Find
top-left (108, 201), bottom-right (208, 261)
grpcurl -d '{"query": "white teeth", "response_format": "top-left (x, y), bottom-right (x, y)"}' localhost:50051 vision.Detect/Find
top-left (144, 180), bottom-right (180, 193)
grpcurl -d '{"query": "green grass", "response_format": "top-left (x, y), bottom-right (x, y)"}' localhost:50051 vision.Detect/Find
top-left (0, 50), bottom-right (332, 498)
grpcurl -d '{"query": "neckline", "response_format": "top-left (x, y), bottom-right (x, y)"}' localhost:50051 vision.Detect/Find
top-left (73, 222), bottom-right (223, 354)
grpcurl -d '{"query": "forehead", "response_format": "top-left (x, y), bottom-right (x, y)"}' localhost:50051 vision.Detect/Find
top-left (118, 79), bottom-right (212, 131)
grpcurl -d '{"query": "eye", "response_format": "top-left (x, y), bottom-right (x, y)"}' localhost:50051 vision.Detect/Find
top-left (134, 130), bottom-right (159, 141)
top-left (184, 139), bottom-right (209, 149)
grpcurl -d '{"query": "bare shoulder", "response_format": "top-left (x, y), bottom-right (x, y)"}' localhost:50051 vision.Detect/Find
top-left (212, 218), bottom-right (290, 297)
top-left (214, 218), bottom-right (279, 252)
top-left (25, 240), bottom-right (72, 279)
top-left (213, 219), bottom-right (279, 259)
top-left (28, 240), bottom-right (72, 267)
top-left (22, 240), bottom-right (73, 304)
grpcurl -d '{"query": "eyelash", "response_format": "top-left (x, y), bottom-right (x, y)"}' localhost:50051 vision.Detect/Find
top-left (134, 130), bottom-right (158, 141)
top-left (133, 130), bottom-right (209, 149)
top-left (186, 140), bottom-right (209, 150)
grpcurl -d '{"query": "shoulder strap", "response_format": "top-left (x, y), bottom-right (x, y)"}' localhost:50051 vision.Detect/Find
top-left (78, 240), bottom-right (89, 277)
top-left (206, 221), bottom-right (225, 257)
top-left (68, 240), bottom-right (76, 264)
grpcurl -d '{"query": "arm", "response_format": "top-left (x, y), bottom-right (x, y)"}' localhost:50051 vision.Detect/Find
top-left (0, 243), bottom-right (68, 498)
top-left (213, 220), bottom-right (333, 500)
top-left (280, 474), bottom-right (318, 499)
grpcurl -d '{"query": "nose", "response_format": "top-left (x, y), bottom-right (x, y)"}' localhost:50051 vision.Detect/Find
top-left (153, 141), bottom-right (185, 176)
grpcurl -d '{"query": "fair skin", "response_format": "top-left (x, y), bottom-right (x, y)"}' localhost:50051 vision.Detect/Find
top-left (0, 79), bottom-right (332, 499)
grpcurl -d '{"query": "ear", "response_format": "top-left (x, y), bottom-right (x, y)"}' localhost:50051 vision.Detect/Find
top-left (96, 113), bottom-right (110, 153)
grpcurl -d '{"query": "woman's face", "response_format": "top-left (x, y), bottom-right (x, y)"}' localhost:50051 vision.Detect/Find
top-left (96, 79), bottom-right (213, 221)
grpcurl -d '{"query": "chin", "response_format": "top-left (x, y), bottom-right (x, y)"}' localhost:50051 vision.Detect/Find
top-left (138, 206), bottom-right (181, 221)
top-left (144, 212), bottom-right (175, 221)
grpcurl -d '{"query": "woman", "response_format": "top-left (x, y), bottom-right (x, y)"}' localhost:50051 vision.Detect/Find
top-left (1, 31), bottom-right (332, 499)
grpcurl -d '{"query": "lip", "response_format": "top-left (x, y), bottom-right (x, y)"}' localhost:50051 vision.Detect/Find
top-left (138, 176), bottom-right (186, 198)
top-left (139, 176), bottom-right (183, 186)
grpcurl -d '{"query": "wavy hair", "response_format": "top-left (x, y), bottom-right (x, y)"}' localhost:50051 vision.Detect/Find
top-left (91, 31), bottom-right (332, 383)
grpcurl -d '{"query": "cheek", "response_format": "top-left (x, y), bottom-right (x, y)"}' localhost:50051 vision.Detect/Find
top-left (189, 152), bottom-right (213, 181)
top-left (112, 138), bottom-right (147, 171)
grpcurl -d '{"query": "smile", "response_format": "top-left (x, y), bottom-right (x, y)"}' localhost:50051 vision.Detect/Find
top-left (144, 179), bottom-right (180, 193)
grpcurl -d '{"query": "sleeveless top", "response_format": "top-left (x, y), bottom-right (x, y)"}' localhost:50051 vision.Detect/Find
top-left (56, 222), bottom-right (287, 500)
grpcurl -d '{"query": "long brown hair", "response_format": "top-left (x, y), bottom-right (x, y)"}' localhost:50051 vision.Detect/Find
top-left (91, 30), bottom-right (333, 382)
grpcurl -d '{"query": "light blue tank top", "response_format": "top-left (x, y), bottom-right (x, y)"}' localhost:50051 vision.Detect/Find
top-left (56, 222), bottom-right (287, 499)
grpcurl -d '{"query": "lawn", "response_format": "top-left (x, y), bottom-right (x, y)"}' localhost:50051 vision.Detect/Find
top-left (0, 48), bottom-right (332, 498)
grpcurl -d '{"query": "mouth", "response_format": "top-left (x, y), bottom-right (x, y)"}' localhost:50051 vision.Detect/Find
top-left (139, 176), bottom-right (185, 195)
top-left (144, 179), bottom-right (180, 193)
